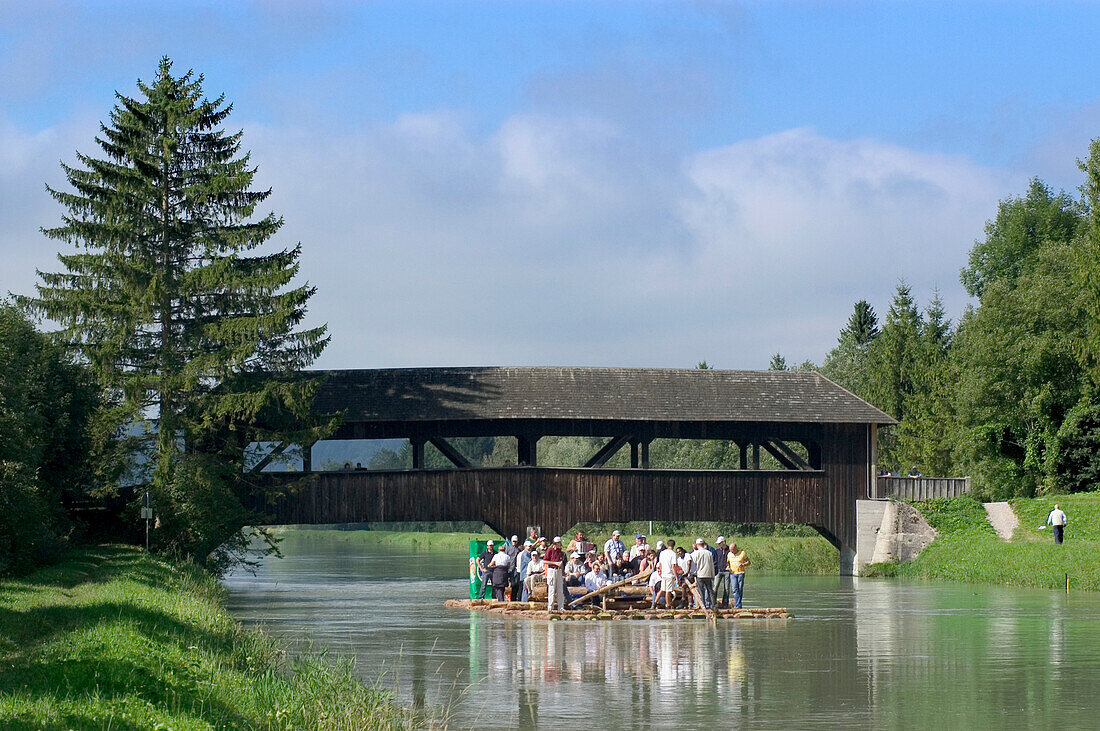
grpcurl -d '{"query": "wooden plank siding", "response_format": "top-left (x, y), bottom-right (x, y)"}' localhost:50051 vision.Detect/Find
top-left (816, 423), bottom-right (872, 550)
top-left (875, 476), bottom-right (971, 501)
top-left (246, 467), bottom-right (826, 542)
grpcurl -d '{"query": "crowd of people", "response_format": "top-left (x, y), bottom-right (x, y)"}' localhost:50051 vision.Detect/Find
top-left (475, 529), bottom-right (751, 612)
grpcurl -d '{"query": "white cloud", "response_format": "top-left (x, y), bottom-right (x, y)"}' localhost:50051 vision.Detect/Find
top-left (1, 115), bottom-right (1020, 369)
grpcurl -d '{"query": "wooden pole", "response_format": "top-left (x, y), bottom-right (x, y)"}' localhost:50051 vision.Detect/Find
top-left (568, 569), bottom-right (653, 607)
top-left (687, 579), bottom-right (717, 627)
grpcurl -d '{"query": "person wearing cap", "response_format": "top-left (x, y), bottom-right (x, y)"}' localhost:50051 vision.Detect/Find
top-left (523, 548), bottom-right (545, 599)
top-left (603, 530), bottom-right (626, 564)
top-left (488, 544), bottom-right (513, 601)
top-left (544, 536), bottom-right (566, 610)
top-left (475, 540), bottom-right (496, 599)
top-left (564, 551), bottom-right (587, 587)
top-left (629, 534), bottom-right (651, 562)
top-left (713, 536), bottom-right (732, 608)
top-left (515, 540), bottom-right (534, 600)
top-left (727, 541), bottom-right (751, 609)
top-left (505, 535), bottom-right (521, 560)
top-left (691, 538), bottom-right (716, 609)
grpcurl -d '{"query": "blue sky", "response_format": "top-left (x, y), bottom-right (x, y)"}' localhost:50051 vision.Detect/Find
top-left (2, 1), bottom-right (1098, 368)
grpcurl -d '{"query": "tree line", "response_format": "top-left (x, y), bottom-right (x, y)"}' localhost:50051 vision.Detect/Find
top-left (771, 155), bottom-right (1100, 500)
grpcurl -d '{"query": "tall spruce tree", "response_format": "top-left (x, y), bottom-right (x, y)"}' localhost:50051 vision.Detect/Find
top-left (845, 300), bottom-right (879, 345)
top-left (25, 58), bottom-right (330, 567)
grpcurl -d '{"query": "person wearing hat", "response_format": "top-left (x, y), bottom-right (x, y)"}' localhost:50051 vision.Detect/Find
top-left (713, 536), bottom-right (732, 608)
top-left (475, 540), bottom-right (496, 599)
top-left (488, 544), bottom-right (513, 601)
top-left (691, 538), bottom-right (716, 609)
top-left (505, 535), bottom-right (521, 560)
top-left (564, 551), bottom-right (587, 588)
top-left (515, 539), bottom-right (534, 600)
top-left (523, 548), bottom-right (546, 599)
top-left (544, 536), bottom-right (566, 610)
top-left (603, 530), bottom-right (626, 564)
top-left (629, 534), bottom-right (651, 562)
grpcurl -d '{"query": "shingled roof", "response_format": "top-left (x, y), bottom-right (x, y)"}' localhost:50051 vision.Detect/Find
top-left (309, 367), bottom-right (895, 425)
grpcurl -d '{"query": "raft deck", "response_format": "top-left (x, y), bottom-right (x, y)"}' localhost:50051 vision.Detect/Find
top-left (445, 598), bottom-right (790, 620)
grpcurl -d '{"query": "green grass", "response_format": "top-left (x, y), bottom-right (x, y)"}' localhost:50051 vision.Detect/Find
top-left (0, 545), bottom-right (439, 729)
top-left (868, 492), bottom-right (1100, 591)
top-left (270, 527), bottom-right (503, 552)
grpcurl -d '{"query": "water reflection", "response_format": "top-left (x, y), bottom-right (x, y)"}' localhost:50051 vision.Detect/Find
top-left (224, 542), bottom-right (1100, 730)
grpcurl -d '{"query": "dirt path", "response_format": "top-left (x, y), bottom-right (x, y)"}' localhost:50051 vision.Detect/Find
top-left (984, 502), bottom-right (1018, 541)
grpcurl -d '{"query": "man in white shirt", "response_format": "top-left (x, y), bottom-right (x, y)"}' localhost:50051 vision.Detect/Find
top-left (488, 545), bottom-right (513, 601)
top-left (1047, 504), bottom-right (1069, 544)
top-left (691, 538), bottom-right (716, 609)
top-left (657, 539), bottom-right (678, 609)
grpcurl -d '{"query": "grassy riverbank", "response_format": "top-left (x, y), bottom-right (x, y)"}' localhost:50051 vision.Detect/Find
top-left (271, 525), bottom-right (838, 574)
top-left (270, 526), bottom-right (503, 553)
top-left (868, 492), bottom-right (1100, 591)
top-left (0, 545), bottom-right (436, 729)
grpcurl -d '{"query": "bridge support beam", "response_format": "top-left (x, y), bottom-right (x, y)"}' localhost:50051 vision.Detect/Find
top-left (517, 436), bottom-right (538, 466)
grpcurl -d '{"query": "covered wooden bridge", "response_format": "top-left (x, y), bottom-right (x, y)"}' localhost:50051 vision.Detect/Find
top-left (248, 367), bottom-right (894, 574)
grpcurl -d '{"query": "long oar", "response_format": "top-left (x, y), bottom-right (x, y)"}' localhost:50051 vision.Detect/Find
top-left (568, 568), bottom-right (653, 607)
top-left (687, 579), bottom-right (717, 626)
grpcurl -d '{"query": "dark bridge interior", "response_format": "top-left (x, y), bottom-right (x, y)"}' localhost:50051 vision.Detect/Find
top-left (244, 367), bottom-right (894, 574)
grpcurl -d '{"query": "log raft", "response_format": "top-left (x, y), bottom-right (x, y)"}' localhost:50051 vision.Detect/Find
top-left (444, 598), bottom-right (790, 620)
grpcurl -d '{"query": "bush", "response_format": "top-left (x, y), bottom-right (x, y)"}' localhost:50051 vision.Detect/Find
top-left (0, 462), bottom-right (65, 575)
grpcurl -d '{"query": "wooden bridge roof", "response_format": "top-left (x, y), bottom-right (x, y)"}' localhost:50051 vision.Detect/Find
top-left (309, 367), bottom-right (895, 425)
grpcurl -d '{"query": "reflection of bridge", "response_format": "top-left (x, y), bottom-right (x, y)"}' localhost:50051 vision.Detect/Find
top-left (246, 367), bottom-right (894, 574)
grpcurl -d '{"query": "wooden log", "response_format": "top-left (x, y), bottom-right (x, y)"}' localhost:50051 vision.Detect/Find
top-left (568, 569), bottom-right (653, 607)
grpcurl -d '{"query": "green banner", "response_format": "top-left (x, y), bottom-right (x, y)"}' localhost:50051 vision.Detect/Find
top-left (469, 539), bottom-right (491, 599)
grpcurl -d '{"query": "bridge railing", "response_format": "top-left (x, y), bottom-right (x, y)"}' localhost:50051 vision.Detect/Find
top-left (873, 476), bottom-right (971, 501)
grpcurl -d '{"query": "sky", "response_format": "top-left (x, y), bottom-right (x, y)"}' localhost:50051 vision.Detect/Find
top-left (3, 1), bottom-right (1100, 370)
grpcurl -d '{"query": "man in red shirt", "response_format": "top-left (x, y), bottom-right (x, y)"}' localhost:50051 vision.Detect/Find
top-left (544, 536), bottom-right (566, 610)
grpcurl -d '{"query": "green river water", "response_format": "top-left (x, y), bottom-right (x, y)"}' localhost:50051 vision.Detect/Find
top-left (222, 537), bottom-right (1100, 729)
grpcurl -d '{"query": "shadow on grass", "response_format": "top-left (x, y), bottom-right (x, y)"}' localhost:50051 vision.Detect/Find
top-left (1, 656), bottom-right (251, 728)
top-left (0, 545), bottom-right (153, 593)
top-left (0, 598), bottom-right (237, 667)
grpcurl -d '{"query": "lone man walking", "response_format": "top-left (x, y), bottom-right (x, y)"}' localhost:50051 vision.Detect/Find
top-left (1047, 504), bottom-right (1069, 545)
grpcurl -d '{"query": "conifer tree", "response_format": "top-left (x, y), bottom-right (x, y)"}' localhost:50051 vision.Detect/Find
top-left (25, 58), bottom-right (330, 567)
top-left (845, 300), bottom-right (879, 346)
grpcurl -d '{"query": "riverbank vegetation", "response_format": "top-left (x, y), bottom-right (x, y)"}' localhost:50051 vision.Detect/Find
top-left (0, 545), bottom-right (434, 729)
top-left (272, 521), bottom-right (838, 574)
top-left (866, 493), bottom-right (1100, 591)
top-left (0, 303), bottom-right (98, 576)
top-left (271, 525), bottom-right (503, 553)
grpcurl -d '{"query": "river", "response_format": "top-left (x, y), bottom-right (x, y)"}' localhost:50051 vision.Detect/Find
top-left (222, 537), bottom-right (1100, 729)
